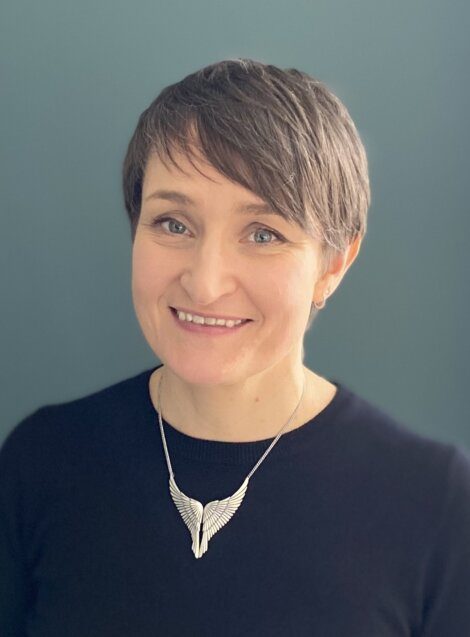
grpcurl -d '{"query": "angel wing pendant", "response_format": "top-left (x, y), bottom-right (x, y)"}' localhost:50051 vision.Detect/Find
top-left (169, 474), bottom-right (250, 558)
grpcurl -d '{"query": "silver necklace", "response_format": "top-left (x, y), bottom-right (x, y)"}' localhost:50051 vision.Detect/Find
top-left (156, 367), bottom-right (306, 559)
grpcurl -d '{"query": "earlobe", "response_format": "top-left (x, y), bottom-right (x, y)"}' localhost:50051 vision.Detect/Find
top-left (312, 287), bottom-right (331, 310)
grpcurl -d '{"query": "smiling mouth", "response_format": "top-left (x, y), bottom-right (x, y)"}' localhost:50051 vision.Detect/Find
top-left (169, 307), bottom-right (252, 329)
top-left (170, 306), bottom-right (252, 330)
top-left (170, 306), bottom-right (252, 322)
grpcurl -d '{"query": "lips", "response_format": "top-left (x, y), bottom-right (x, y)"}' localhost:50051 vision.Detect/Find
top-left (169, 306), bottom-right (252, 336)
top-left (170, 306), bottom-right (252, 323)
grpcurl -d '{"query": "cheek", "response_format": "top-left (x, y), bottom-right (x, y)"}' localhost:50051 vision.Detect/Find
top-left (253, 261), bottom-right (313, 319)
top-left (131, 239), bottom-right (172, 299)
top-left (131, 243), bottom-right (153, 303)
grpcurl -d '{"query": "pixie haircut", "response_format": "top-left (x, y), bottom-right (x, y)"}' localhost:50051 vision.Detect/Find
top-left (122, 58), bottom-right (370, 327)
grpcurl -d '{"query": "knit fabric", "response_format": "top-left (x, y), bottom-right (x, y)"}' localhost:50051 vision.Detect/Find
top-left (1, 364), bottom-right (470, 636)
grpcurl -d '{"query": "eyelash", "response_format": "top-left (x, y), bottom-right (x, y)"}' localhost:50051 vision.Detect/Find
top-left (149, 215), bottom-right (286, 245)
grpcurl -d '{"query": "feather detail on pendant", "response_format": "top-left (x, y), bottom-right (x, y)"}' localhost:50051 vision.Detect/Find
top-left (169, 474), bottom-right (250, 558)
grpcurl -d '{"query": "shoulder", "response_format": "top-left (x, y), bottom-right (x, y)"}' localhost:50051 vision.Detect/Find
top-left (336, 385), bottom-right (470, 633)
top-left (333, 378), bottom-right (461, 460)
top-left (0, 366), bottom-right (155, 470)
top-left (332, 379), bottom-right (470, 517)
top-left (330, 382), bottom-right (470, 565)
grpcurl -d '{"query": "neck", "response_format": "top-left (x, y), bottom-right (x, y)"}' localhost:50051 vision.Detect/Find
top-left (149, 362), bottom-right (331, 443)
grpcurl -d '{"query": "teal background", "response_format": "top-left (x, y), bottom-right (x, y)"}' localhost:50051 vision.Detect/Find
top-left (1, 0), bottom-right (469, 449)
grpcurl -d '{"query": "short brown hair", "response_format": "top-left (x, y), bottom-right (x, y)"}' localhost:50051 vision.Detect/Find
top-left (122, 58), bottom-right (370, 277)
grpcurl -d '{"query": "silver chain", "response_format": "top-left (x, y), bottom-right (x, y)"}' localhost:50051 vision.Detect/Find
top-left (156, 367), bottom-right (306, 480)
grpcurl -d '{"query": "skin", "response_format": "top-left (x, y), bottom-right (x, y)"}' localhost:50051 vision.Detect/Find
top-left (132, 146), bottom-right (362, 442)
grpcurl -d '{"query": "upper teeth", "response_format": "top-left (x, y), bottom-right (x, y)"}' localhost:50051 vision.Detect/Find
top-left (176, 310), bottom-right (245, 328)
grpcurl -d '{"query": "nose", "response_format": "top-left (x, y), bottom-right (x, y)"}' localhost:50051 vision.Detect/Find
top-left (179, 238), bottom-right (238, 307)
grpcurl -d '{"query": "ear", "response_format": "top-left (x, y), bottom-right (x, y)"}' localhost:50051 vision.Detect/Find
top-left (313, 234), bottom-right (363, 303)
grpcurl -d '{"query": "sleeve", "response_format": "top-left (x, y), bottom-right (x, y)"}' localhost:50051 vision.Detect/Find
top-left (0, 412), bottom-right (40, 637)
top-left (420, 445), bottom-right (470, 636)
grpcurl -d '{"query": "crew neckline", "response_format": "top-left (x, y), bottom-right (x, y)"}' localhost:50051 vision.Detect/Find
top-left (140, 364), bottom-right (352, 465)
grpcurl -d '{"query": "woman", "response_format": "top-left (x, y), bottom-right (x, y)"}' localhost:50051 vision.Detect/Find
top-left (1, 59), bottom-right (469, 636)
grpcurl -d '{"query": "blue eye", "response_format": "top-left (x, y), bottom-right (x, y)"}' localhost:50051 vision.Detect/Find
top-left (149, 216), bottom-right (285, 245)
top-left (152, 217), bottom-right (188, 235)
top-left (250, 227), bottom-right (283, 244)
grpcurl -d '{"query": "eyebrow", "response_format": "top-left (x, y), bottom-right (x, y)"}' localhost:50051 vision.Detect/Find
top-left (143, 189), bottom-right (282, 217)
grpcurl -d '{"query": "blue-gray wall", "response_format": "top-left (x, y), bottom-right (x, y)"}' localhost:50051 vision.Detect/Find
top-left (1, 0), bottom-right (469, 449)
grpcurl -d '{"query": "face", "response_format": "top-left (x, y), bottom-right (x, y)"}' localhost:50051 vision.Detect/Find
top-left (131, 147), bottom-right (325, 386)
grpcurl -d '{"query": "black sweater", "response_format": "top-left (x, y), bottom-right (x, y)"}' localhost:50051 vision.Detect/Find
top-left (1, 364), bottom-right (470, 636)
